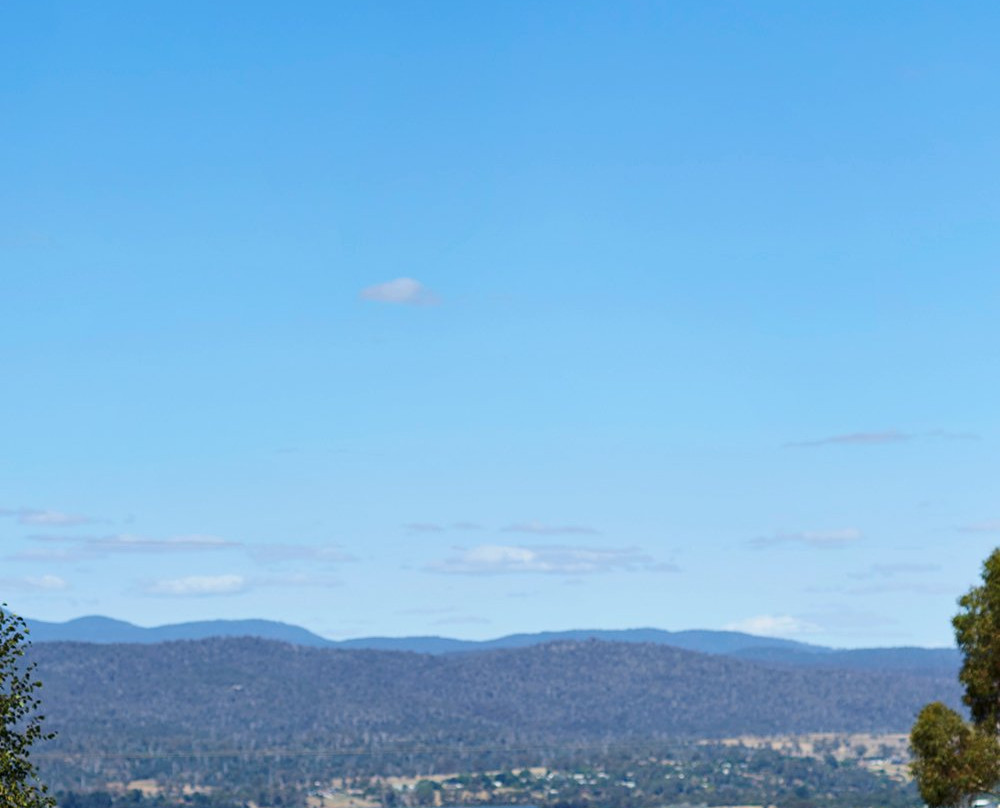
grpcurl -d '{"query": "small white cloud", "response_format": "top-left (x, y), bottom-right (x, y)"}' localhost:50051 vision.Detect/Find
top-left (427, 544), bottom-right (667, 575)
top-left (724, 614), bottom-right (821, 637)
top-left (750, 528), bottom-right (862, 549)
top-left (360, 277), bottom-right (437, 305)
top-left (146, 574), bottom-right (247, 597)
top-left (501, 522), bottom-right (601, 536)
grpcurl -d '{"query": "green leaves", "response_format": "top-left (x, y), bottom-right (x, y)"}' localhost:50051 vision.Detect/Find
top-left (911, 549), bottom-right (1000, 807)
top-left (0, 605), bottom-right (56, 808)
top-left (911, 702), bottom-right (1000, 807)
top-left (954, 550), bottom-right (1000, 730)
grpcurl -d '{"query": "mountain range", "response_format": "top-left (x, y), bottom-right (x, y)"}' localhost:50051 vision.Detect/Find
top-left (25, 614), bottom-right (960, 676)
top-left (30, 635), bottom-right (962, 791)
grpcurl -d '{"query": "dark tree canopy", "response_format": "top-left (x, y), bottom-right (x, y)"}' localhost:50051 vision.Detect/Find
top-left (0, 605), bottom-right (55, 808)
top-left (912, 549), bottom-right (1000, 807)
top-left (954, 550), bottom-right (1000, 730)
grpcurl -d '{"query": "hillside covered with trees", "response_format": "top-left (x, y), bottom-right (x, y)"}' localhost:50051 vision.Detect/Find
top-left (29, 637), bottom-right (959, 793)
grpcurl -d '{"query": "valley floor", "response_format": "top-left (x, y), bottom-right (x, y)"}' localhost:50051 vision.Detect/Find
top-left (54, 733), bottom-right (919, 808)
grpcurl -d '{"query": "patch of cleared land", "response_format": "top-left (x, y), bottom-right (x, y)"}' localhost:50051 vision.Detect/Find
top-left (710, 732), bottom-right (912, 780)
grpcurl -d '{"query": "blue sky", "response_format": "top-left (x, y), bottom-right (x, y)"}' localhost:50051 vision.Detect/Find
top-left (2, 1), bottom-right (999, 647)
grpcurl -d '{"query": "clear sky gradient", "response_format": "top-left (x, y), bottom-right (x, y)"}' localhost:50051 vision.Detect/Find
top-left (3, 1), bottom-right (999, 647)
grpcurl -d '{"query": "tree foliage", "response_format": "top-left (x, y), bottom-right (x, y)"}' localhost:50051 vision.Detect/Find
top-left (954, 550), bottom-right (1000, 731)
top-left (912, 549), bottom-right (1000, 806)
top-left (1, 605), bottom-right (55, 808)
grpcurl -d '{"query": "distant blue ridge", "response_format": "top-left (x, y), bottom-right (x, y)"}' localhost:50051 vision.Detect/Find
top-left (23, 615), bottom-right (960, 676)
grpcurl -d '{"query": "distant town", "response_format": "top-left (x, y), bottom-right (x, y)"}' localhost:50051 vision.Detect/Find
top-left (53, 733), bottom-right (918, 808)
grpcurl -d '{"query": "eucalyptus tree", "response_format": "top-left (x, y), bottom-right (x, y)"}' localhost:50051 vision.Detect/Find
top-left (912, 549), bottom-right (1000, 806)
top-left (1, 605), bottom-right (55, 808)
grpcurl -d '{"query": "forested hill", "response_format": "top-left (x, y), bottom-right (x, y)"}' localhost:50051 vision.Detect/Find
top-left (25, 616), bottom-right (960, 676)
top-left (31, 637), bottom-right (959, 787)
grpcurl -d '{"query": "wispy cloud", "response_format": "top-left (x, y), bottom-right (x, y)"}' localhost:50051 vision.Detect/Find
top-left (850, 562), bottom-right (941, 579)
top-left (405, 520), bottom-right (590, 535)
top-left (27, 574), bottom-right (70, 590)
top-left (433, 615), bottom-right (490, 626)
top-left (396, 606), bottom-right (458, 616)
top-left (7, 546), bottom-right (100, 563)
top-left (10, 533), bottom-right (354, 570)
top-left (0, 507), bottom-right (97, 527)
top-left (427, 544), bottom-right (675, 575)
top-left (807, 567), bottom-right (953, 595)
top-left (404, 521), bottom-right (486, 533)
top-left (959, 521), bottom-right (1000, 534)
top-left (145, 574), bottom-right (248, 597)
top-left (93, 534), bottom-right (239, 552)
top-left (0, 574), bottom-right (71, 591)
top-left (257, 572), bottom-right (343, 588)
top-left (724, 614), bottom-right (821, 637)
top-left (749, 528), bottom-right (862, 549)
top-left (501, 522), bottom-right (601, 536)
top-left (791, 607), bottom-right (906, 643)
top-left (143, 571), bottom-right (340, 597)
top-left (245, 543), bottom-right (355, 564)
top-left (786, 431), bottom-right (909, 447)
top-left (360, 277), bottom-right (438, 305)
top-left (404, 522), bottom-right (448, 533)
top-left (845, 581), bottom-right (956, 596)
top-left (786, 429), bottom-right (979, 448)
top-left (10, 533), bottom-right (241, 561)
